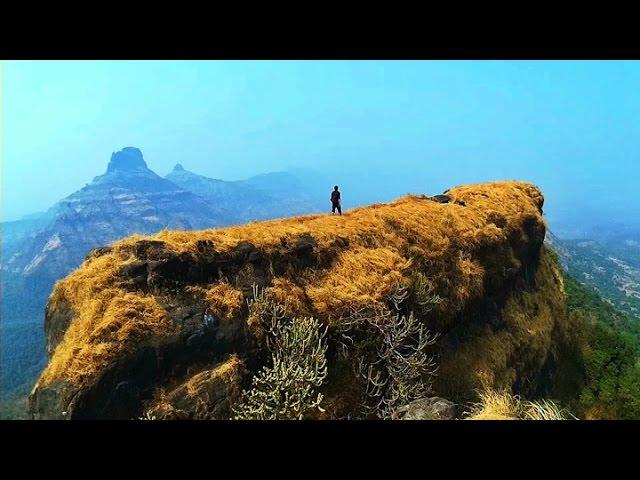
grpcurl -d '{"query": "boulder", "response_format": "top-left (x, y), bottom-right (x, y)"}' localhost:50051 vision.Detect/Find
top-left (398, 397), bottom-right (456, 420)
top-left (431, 194), bottom-right (451, 204)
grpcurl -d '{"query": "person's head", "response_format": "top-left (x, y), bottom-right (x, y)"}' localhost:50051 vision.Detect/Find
top-left (334, 185), bottom-right (339, 191)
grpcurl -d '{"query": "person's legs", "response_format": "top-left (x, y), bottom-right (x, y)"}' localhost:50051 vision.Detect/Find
top-left (331, 204), bottom-right (336, 214)
top-left (337, 205), bottom-right (342, 215)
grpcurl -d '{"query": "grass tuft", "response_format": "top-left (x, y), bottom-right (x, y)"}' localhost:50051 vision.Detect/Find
top-left (466, 388), bottom-right (574, 420)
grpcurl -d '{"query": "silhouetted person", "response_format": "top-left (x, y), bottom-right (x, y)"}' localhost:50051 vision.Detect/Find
top-left (330, 185), bottom-right (342, 215)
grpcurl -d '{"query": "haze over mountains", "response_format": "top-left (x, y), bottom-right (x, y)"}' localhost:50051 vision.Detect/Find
top-left (165, 164), bottom-right (321, 223)
top-left (547, 231), bottom-right (640, 319)
top-left (1, 147), bottom-right (326, 396)
top-left (3, 146), bottom-right (640, 406)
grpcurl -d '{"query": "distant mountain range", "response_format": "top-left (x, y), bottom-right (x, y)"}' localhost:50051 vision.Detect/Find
top-left (165, 163), bottom-right (321, 223)
top-left (1, 147), bottom-right (326, 396)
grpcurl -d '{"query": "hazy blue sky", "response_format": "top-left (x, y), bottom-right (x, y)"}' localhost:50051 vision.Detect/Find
top-left (2, 60), bottom-right (640, 232)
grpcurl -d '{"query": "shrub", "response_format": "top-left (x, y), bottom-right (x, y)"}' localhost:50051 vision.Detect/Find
top-left (357, 309), bottom-right (438, 419)
top-left (233, 316), bottom-right (328, 420)
top-left (337, 285), bottom-right (439, 419)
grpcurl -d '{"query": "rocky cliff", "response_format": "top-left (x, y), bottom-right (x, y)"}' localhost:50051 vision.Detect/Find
top-left (2, 147), bottom-right (325, 398)
top-left (1, 147), bottom-right (230, 395)
top-left (29, 181), bottom-right (573, 419)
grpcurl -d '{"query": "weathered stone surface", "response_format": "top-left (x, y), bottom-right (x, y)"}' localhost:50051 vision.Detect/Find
top-left (44, 299), bottom-right (75, 358)
top-left (86, 246), bottom-right (113, 260)
top-left (398, 397), bottom-right (456, 420)
top-left (107, 147), bottom-right (148, 173)
top-left (431, 194), bottom-right (451, 204)
top-left (28, 380), bottom-right (78, 420)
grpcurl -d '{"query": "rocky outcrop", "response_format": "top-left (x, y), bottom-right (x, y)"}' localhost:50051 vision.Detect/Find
top-left (2, 148), bottom-right (227, 395)
top-left (30, 181), bottom-right (571, 420)
top-left (106, 147), bottom-right (149, 173)
top-left (2, 147), bottom-right (333, 398)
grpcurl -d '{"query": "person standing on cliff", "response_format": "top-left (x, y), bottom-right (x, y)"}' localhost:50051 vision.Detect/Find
top-left (330, 185), bottom-right (342, 215)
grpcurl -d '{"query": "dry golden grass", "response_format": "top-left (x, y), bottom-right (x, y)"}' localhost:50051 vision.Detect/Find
top-left (266, 278), bottom-right (309, 316)
top-left (306, 247), bottom-right (412, 319)
top-left (434, 247), bottom-right (565, 400)
top-left (143, 388), bottom-right (178, 420)
top-left (188, 283), bottom-right (244, 319)
top-left (146, 355), bottom-right (243, 420)
top-left (467, 389), bottom-right (521, 420)
top-left (111, 181), bottom-right (544, 259)
top-left (38, 181), bottom-right (546, 392)
top-left (40, 279), bottom-right (177, 387)
top-left (522, 398), bottom-right (572, 420)
top-left (182, 355), bottom-right (242, 399)
top-left (38, 250), bottom-right (179, 387)
top-left (466, 388), bottom-right (572, 420)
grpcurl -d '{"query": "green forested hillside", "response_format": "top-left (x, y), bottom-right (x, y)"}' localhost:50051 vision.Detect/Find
top-left (563, 273), bottom-right (640, 419)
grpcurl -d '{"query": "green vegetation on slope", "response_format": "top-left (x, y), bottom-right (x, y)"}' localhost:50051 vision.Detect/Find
top-left (0, 386), bottom-right (31, 420)
top-left (563, 273), bottom-right (640, 419)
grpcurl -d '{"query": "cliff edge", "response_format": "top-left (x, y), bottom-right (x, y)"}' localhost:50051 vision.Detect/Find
top-left (29, 181), bottom-right (572, 419)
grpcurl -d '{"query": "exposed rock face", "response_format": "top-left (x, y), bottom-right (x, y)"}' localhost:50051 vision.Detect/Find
top-left (2, 150), bottom-right (331, 398)
top-left (106, 147), bottom-right (149, 173)
top-left (1, 149), bottom-right (222, 394)
top-left (44, 300), bottom-right (75, 358)
top-left (430, 194), bottom-right (451, 204)
top-left (29, 181), bottom-right (571, 420)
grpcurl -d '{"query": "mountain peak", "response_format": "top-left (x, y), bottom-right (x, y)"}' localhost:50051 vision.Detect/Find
top-left (173, 163), bottom-right (185, 172)
top-left (107, 147), bottom-right (148, 174)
